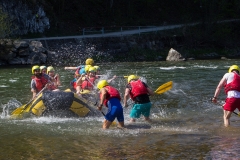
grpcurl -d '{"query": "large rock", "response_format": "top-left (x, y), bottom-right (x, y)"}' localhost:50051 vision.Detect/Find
top-left (166, 48), bottom-right (185, 61)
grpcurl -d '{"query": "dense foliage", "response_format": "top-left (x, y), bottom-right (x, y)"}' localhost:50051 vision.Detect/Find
top-left (23, 0), bottom-right (240, 32)
top-left (0, 7), bottom-right (11, 38)
top-left (0, 0), bottom-right (240, 56)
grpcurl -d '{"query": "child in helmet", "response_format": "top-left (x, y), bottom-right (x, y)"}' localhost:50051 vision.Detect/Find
top-left (47, 66), bottom-right (61, 91)
top-left (97, 80), bottom-right (125, 129)
top-left (70, 67), bottom-right (86, 94)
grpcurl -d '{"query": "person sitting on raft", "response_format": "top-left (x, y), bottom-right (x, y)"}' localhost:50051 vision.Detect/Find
top-left (64, 58), bottom-right (94, 72)
top-left (76, 66), bottom-right (98, 93)
top-left (31, 65), bottom-right (53, 100)
top-left (70, 66), bottom-right (86, 94)
top-left (40, 66), bottom-right (47, 74)
top-left (47, 66), bottom-right (61, 91)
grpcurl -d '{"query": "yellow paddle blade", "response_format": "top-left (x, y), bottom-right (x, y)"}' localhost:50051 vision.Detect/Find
top-left (11, 104), bottom-right (26, 115)
top-left (64, 88), bottom-right (72, 92)
top-left (124, 76), bottom-right (128, 78)
top-left (111, 121), bottom-right (117, 126)
top-left (154, 81), bottom-right (173, 94)
top-left (11, 103), bottom-right (32, 119)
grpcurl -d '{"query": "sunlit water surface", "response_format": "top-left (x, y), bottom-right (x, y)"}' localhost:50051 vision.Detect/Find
top-left (1, 60), bottom-right (240, 159)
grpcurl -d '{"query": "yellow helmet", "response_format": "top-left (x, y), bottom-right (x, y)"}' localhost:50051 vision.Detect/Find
top-left (88, 66), bottom-right (96, 73)
top-left (128, 75), bottom-right (139, 83)
top-left (32, 65), bottom-right (40, 74)
top-left (97, 80), bottom-right (108, 90)
top-left (228, 65), bottom-right (240, 73)
top-left (47, 66), bottom-right (55, 74)
top-left (85, 58), bottom-right (94, 65)
top-left (40, 66), bottom-right (47, 71)
top-left (94, 66), bottom-right (100, 71)
top-left (85, 65), bottom-right (91, 72)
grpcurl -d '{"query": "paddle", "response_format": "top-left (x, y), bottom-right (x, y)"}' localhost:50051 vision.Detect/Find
top-left (232, 111), bottom-right (240, 116)
top-left (154, 81), bottom-right (173, 94)
top-left (11, 86), bottom-right (47, 118)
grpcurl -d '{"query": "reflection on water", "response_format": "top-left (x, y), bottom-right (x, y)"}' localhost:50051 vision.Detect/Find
top-left (1, 60), bottom-right (240, 159)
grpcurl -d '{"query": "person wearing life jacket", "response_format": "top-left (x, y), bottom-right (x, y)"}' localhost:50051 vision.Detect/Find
top-left (97, 80), bottom-right (124, 129)
top-left (78, 66), bottom-right (98, 91)
top-left (94, 65), bottom-right (100, 78)
top-left (47, 66), bottom-right (60, 91)
top-left (40, 66), bottom-right (47, 74)
top-left (64, 58), bottom-right (94, 71)
top-left (123, 75), bottom-right (154, 122)
top-left (212, 65), bottom-right (240, 127)
top-left (31, 65), bottom-right (52, 100)
top-left (71, 67), bottom-right (86, 93)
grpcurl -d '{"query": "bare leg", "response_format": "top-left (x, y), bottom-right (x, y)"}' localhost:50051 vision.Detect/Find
top-left (144, 116), bottom-right (151, 122)
top-left (223, 110), bottom-right (232, 127)
top-left (117, 121), bottom-right (125, 128)
top-left (130, 118), bottom-right (136, 122)
top-left (76, 86), bottom-right (81, 94)
top-left (75, 86), bottom-right (82, 98)
top-left (102, 119), bottom-right (112, 129)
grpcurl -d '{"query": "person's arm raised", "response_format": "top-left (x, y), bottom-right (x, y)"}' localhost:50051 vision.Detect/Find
top-left (64, 67), bottom-right (78, 70)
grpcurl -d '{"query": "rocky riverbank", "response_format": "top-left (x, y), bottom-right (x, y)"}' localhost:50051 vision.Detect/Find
top-left (1, 35), bottom-right (240, 66)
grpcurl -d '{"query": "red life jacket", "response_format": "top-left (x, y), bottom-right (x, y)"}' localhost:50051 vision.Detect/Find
top-left (72, 81), bottom-right (77, 90)
top-left (47, 75), bottom-right (58, 90)
top-left (81, 77), bottom-right (95, 90)
top-left (224, 72), bottom-right (240, 94)
top-left (129, 80), bottom-right (148, 100)
top-left (32, 75), bottom-right (49, 93)
top-left (100, 86), bottom-right (121, 107)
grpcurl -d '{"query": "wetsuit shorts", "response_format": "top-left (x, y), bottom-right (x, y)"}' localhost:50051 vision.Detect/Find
top-left (130, 102), bottom-right (151, 118)
top-left (224, 97), bottom-right (240, 112)
top-left (105, 98), bottom-right (124, 122)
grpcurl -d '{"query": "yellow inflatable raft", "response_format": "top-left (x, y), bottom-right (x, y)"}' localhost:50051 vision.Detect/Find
top-left (29, 90), bottom-right (91, 117)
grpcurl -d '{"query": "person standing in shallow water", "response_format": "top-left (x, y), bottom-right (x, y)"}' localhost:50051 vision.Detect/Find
top-left (97, 80), bottom-right (124, 129)
top-left (123, 75), bottom-right (154, 122)
top-left (212, 65), bottom-right (240, 127)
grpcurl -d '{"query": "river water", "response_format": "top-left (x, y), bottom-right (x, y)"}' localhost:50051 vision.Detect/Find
top-left (1, 60), bottom-right (240, 160)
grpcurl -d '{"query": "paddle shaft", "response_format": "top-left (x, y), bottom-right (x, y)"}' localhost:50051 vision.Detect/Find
top-left (101, 112), bottom-right (106, 116)
top-left (18, 86), bottom-right (46, 112)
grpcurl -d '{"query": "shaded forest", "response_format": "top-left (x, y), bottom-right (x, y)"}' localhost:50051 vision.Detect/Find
top-left (25, 0), bottom-right (240, 33)
top-left (0, 0), bottom-right (240, 58)
top-left (24, 0), bottom-right (240, 50)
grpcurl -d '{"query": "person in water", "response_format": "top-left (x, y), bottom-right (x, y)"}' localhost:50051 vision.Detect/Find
top-left (212, 65), bottom-right (240, 127)
top-left (123, 75), bottom-right (154, 122)
top-left (97, 80), bottom-right (124, 129)
top-left (47, 66), bottom-right (61, 91)
top-left (31, 65), bottom-right (52, 99)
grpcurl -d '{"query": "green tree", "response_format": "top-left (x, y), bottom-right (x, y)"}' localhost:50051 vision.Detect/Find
top-left (0, 7), bottom-right (11, 38)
